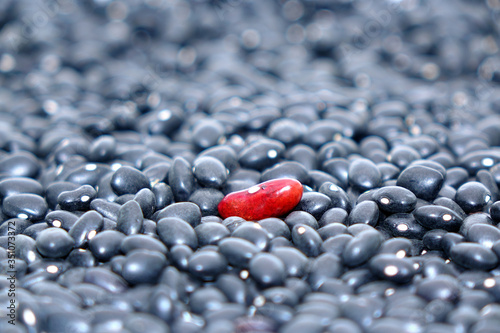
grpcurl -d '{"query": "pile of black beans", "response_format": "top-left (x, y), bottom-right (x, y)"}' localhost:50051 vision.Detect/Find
top-left (1, 0), bottom-right (500, 332)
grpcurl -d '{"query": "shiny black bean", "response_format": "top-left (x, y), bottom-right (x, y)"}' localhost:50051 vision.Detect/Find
top-left (168, 157), bottom-right (195, 202)
top-left (490, 201), bottom-right (500, 222)
top-left (188, 250), bottom-right (227, 281)
top-left (467, 223), bottom-right (500, 248)
top-left (379, 238), bottom-right (412, 257)
top-left (88, 230), bottom-right (125, 262)
top-left (152, 182), bottom-right (174, 211)
top-left (422, 229), bottom-right (447, 250)
top-left (0, 151), bottom-right (40, 178)
top-left (258, 218), bottom-right (291, 239)
top-left (291, 224), bottom-right (323, 257)
top-left (416, 275), bottom-right (460, 302)
top-left (318, 223), bottom-right (348, 241)
top-left (121, 249), bottom-right (167, 285)
top-left (57, 185), bottom-right (97, 211)
top-left (69, 211), bottom-right (104, 248)
top-left (318, 208), bottom-right (348, 228)
top-left (433, 197), bottom-right (467, 219)
top-left (67, 248), bottom-right (96, 267)
top-left (36, 227), bottom-right (74, 258)
top-left (132, 188), bottom-right (156, 219)
top-left (450, 242), bottom-right (498, 270)
top-left (369, 254), bottom-right (416, 284)
top-left (444, 167), bottom-right (469, 189)
top-left (308, 170), bottom-right (340, 191)
top-left (396, 165), bottom-right (444, 201)
top-left (307, 252), bottom-right (343, 289)
top-left (189, 188), bottom-right (224, 216)
top-left (155, 202), bottom-right (202, 227)
top-left (90, 199), bottom-right (121, 221)
top-left (199, 145), bottom-right (239, 172)
top-left (343, 230), bottom-right (383, 267)
top-left (110, 165), bottom-right (150, 195)
top-left (168, 244), bottom-right (193, 271)
top-left (117, 199), bottom-right (143, 235)
top-left (218, 237), bottom-right (259, 268)
top-left (372, 186), bottom-right (417, 213)
top-left (0, 177), bottom-right (43, 200)
top-left (322, 158), bottom-right (350, 189)
top-left (295, 192), bottom-right (332, 220)
top-left (348, 158), bottom-right (381, 191)
top-left (271, 246), bottom-right (309, 278)
top-left (45, 210), bottom-right (79, 231)
top-left (460, 213), bottom-right (494, 237)
top-left (347, 200), bottom-right (379, 227)
top-left (249, 252), bottom-right (286, 287)
top-left (45, 181), bottom-right (80, 209)
top-left (2, 193), bottom-right (47, 221)
top-left (285, 211), bottom-right (318, 230)
top-left (260, 161), bottom-right (310, 186)
top-left (232, 222), bottom-right (270, 251)
top-left (322, 234), bottom-right (353, 257)
top-left (455, 181), bottom-right (492, 214)
top-left (238, 139), bottom-right (285, 170)
top-left (193, 156), bottom-right (227, 188)
top-left (441, 232), bottom-right (465, 257)
top-left (83, 267), bottom-right (128, 293)
top-left (287, 144), bottom-right (317, 170)
top-left (195, 222), bottom-right (230, 246)
top-left (414, 205), bottom-right (463, 231)
top-left (157, 217), bottom-right (198, 250)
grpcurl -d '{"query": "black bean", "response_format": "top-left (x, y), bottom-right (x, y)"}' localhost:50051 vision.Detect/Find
top-left (322, 234), bottom-right (353, 257)
top-left (450, 242), bottom-right (498, 270)
top-left (287, 144), bottom-right (317, 170)
top-left (83, 267), bottom-right (128, 293)
top-left (396, 165), bottom-right (444, 201)
top-left (69, 211), bottom-right (104, 248)
top-left (291, 224), bottom-right (323, 257)
top-left (347, 200), bottom-right (379, 227)
top-left (318, 208), bottom-right (348, 228)
top-left (261, 161), bottom-right (310, 185)
top-left (218, 237), bottom-right (259, 268)
top-left (65, 163), bottom-right (112, 187)
top-left (308, 170), bottom-right (340, 190)
top-left (417, 275), bottom-right (462, 305)
top-left (152, 182), bottom-right (174, 211)
top-left (88, 230), bottom-right (125, 262)
top-left (90, 199), bottom-right (121, 221)
top-left (491, 201), bottom-right (500, 222)
top-left (133, 188), bottom-right (156, 219)
top-left (238, 139), bottom-right (285, 170)
top-left (422, 229), bottom-right (447, 250)
top-left (36, 227), bottom-right (74, 258)
top-left (343, 230), bottom-right (383, 267)
top-left (0, 177), bottom-right (43, 200)
top-left (433, 197), bottom-right (467, 219)
top-left (455, 181), bottom-right (492, 214)
top-left (192, 119), bottom-right (225, 149)
top-left (460, 213), bottom-right (494, 237)
top-left (285, 211), bottom-right (318, 230)
top-left (45, 210), bottom-right (79, 231)
top-left (117, 199), bottom-right (144, 235)
top-left (189, 286), bottom-right (227, 314)
top-left (271, 246), bottom-right (309, 278)
top-left (322, 158), bottom-right (350, 189)
top-left (318, 223), bottom-right (348, 240)
top-left (22, 223), bottom-right (48, 239)
top-left (57, 185), bottom-right (97, 211)
top-left (110, 165), bottom-right (150, 195)
top-left (121, 249), bottom-right (167, 285)
top-left (369, 254), bottom-right (416, 284)
top-left (195, 222), bottom-right (230, 247)
top-left (155, 202), bottom-right (202, 227)
top-left (67, 248), bottom-right (96, 267)
top-left (0, 151), bottom-right (40, 178)
top-left (307, 252), bottom-right (343, 289)
top-left (258, 217), bottom-right (291, 239)
top-left (232, 222), bottom-right (270, 251)
top-left (467, 224), bottom-right (500, 248)
top-left (372, 186), bottom-right (417, 213)
top-left (157, 217), bottom-right (198, 250)
top-left (189, 188), bottom-right (224, 216)
top-left (193, 156), bottom-right (227, 188)
top-left (2, 193), bottom-right (47, 221)
top-left (45, 182), bottom-right (80, 209)
top-left (249, 252), bottom-right (286, 287)
top-left (414, 205), bottom-right (463, 231)
top-left (188, 250), bottom-right (227, 281)
top-left (379, 238), bottom-right (412, 257)
top-left (216, 274), bottom-right (247, 305)
top-left (348, 158), bottom-right (381, 191)
top-left (295, 192), bottom-right (332, 219)
top-left (441, 232), bottom-right (465, 257)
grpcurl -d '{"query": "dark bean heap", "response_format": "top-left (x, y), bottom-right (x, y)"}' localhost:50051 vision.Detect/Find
top-left (0, 0), bottom-right (500, 332)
